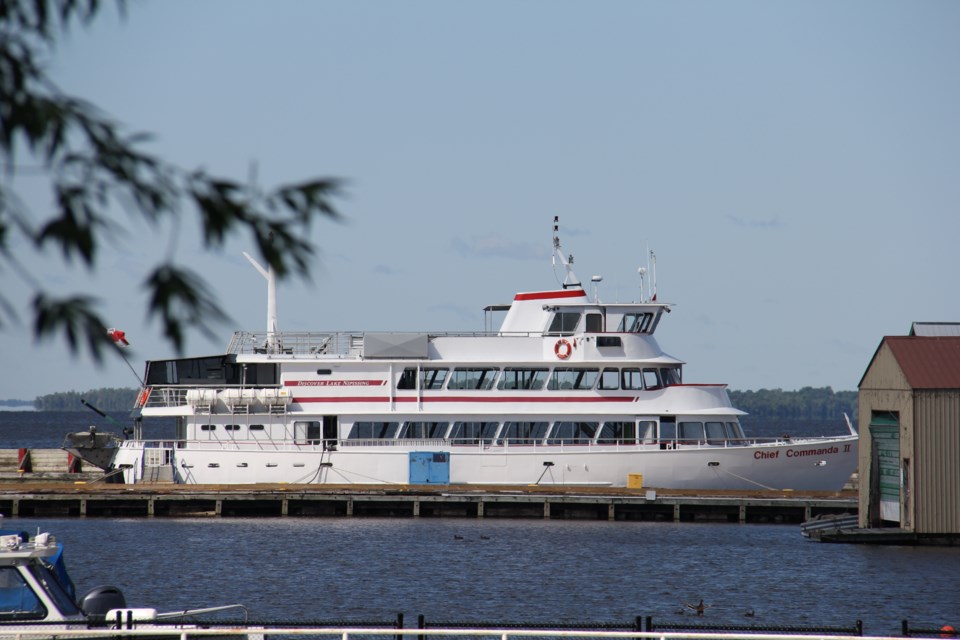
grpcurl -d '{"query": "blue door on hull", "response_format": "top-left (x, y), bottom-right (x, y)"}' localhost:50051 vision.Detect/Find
top-left (409, 452), bottom-right (450, 484)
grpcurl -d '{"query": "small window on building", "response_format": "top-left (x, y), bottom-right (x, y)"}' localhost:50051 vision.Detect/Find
top-left (547, 312), bottom-right (581, 335)
top-left (497, 368), bottom-right (549, 390)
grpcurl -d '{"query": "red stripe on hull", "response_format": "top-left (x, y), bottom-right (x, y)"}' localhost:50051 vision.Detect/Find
top-left (293, 395), bottom-right (638, 404)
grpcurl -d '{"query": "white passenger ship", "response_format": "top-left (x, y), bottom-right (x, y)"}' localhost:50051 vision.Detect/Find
top-left (96, 219), bottom-right (858, 489)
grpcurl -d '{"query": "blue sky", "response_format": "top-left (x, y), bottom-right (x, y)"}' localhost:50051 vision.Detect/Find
top-left (3, 1), bottom-right (959, 400)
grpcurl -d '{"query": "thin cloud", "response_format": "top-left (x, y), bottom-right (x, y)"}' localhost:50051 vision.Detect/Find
top-left (451, 234), bottom-right (552, 261)
top-left (373, 264), bottom-right (400, 276)
top-left (726, 215), bottom-right (785, 230)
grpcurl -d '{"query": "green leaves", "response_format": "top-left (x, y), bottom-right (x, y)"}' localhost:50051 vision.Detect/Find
top-left (144, 264), bottom-right (228, 353)
top-left (1, 0), bottom-right (344, 360)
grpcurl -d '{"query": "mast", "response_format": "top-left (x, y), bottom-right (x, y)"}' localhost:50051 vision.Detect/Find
top-left (243, 252), bottom-right (279, 352)
top-left (552, 216), bottom-right (581, 289)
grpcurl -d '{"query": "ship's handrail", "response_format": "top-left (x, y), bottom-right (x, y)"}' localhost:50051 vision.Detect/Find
top-left (0, 627), bottom-right (914, 640)
top-left (225, 330), bottom-right (546, 356)
top-left (120, 435), bottom-right (852, 453)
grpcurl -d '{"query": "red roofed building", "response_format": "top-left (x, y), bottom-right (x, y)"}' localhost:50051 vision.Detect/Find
top-left (858, 331), bottom-right (960, 537)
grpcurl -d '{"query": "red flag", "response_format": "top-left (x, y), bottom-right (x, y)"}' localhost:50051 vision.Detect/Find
top-left (108, 328), bottom-right (130, 346)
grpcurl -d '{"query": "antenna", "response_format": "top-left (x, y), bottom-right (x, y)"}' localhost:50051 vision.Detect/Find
top-left (650, 250), bottom-right (658, 301)
top-left (552, 216), bottom-right (581, 289)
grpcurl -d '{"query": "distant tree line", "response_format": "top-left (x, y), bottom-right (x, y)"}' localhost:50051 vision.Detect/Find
top-left (34, 388), bottom-right (138, 413)
top-left (728, 386), bottom-right (857, 420)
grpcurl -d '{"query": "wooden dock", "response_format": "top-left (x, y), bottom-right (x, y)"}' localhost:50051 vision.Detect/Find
top-left (0, 480), bottom-right (856, 522)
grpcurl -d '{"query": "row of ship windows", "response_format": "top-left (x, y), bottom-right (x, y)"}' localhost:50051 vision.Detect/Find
top-left (347, 419), bottom-right (745, 445)
top-left (195, 420), bottom-right (746, 445)
top-left (395, 366), bottom-right (681, 392)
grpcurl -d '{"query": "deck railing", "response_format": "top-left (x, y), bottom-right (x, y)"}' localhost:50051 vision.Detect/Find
top-left (0, 627), bottom-right (940, 640)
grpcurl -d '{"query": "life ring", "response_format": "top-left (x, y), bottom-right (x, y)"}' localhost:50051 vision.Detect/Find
top-left (554, 338), bottom-right (572, 360)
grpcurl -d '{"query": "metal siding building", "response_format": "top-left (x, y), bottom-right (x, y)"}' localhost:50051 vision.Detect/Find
top-left (858, 336), bottom-right (960, 534)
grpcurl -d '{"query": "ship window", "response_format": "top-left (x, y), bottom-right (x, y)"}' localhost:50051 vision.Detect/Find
top-left (658, 419), bottom-right (677, 444)
top-left (547, 312), bottom-right (581, 335)
top-left (622, 368), bottom-right (643, 390)
top-left (397, 367), bottom-right (448, 390)
top-left (499, 421), bottom-right (549, 445)
top-left (399, 422), bottom-right (449, 439)
top-left (660, 367), bottom-right (681, 385)
top-left (200, 424), bottom-right (216, 431)
top-left (349, 422), bottom-right (400, 439)
top-left (597, 421), bottom-right (636, 444)
top-left (547, 421), bottom-right (598, 444)
top-left (598, 368), bottom-right (620, 390)
top-left (448, 367), bottom-right (498, 390)
top-left (639, 420), bottom-right (656, 444)
top-left (295, 420), bottom-right (322, 444)
top-left (250, 424), bottom-right (265, 431)
top-left (497, 368), bottom-right (549, 390)
top-left (548, 368), bottom-right (599, 390)
top-left (725, 421), bottom-right (744, 441)
top-left (225, 424), bottom-right (240, 431)
top-left (317, 369), bottom-right (332, 375)
top-left (449, 421), bottom-right (499, 445)
top-left (642, 368), bottom-right (661, 390)
top-left (617, 313), bottom-right (653, 333)
top-left (705, 421), bottom-right (726, 444)
top-left (678, 421), bottom-right (705, 444)
top-left (585, 313), bottom-right (603, 333)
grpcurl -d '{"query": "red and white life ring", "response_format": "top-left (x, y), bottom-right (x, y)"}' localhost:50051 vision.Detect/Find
top-left (554, 338), bottom-right (572, 360)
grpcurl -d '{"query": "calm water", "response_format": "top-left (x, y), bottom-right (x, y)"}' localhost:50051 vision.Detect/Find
top-left (1, 413), bottom-right (957, 634)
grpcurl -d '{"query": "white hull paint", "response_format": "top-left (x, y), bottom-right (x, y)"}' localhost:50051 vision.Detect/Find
top-left (115, 435), bottom-right (857, 489)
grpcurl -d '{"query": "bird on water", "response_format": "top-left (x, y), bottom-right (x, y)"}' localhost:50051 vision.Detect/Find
top-left (682, 600), bottom-right (712, 617)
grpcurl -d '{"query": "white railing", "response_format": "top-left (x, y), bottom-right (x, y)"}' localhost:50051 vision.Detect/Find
top-left (0, 628), bottom-right (916, 640)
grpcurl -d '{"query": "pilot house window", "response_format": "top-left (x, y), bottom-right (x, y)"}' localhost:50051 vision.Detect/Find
top-left (547, 312), bottom-right (581, 335)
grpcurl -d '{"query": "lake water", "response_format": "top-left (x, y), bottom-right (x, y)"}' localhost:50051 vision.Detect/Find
top-left (0, 412), bottom-right (957, 634)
